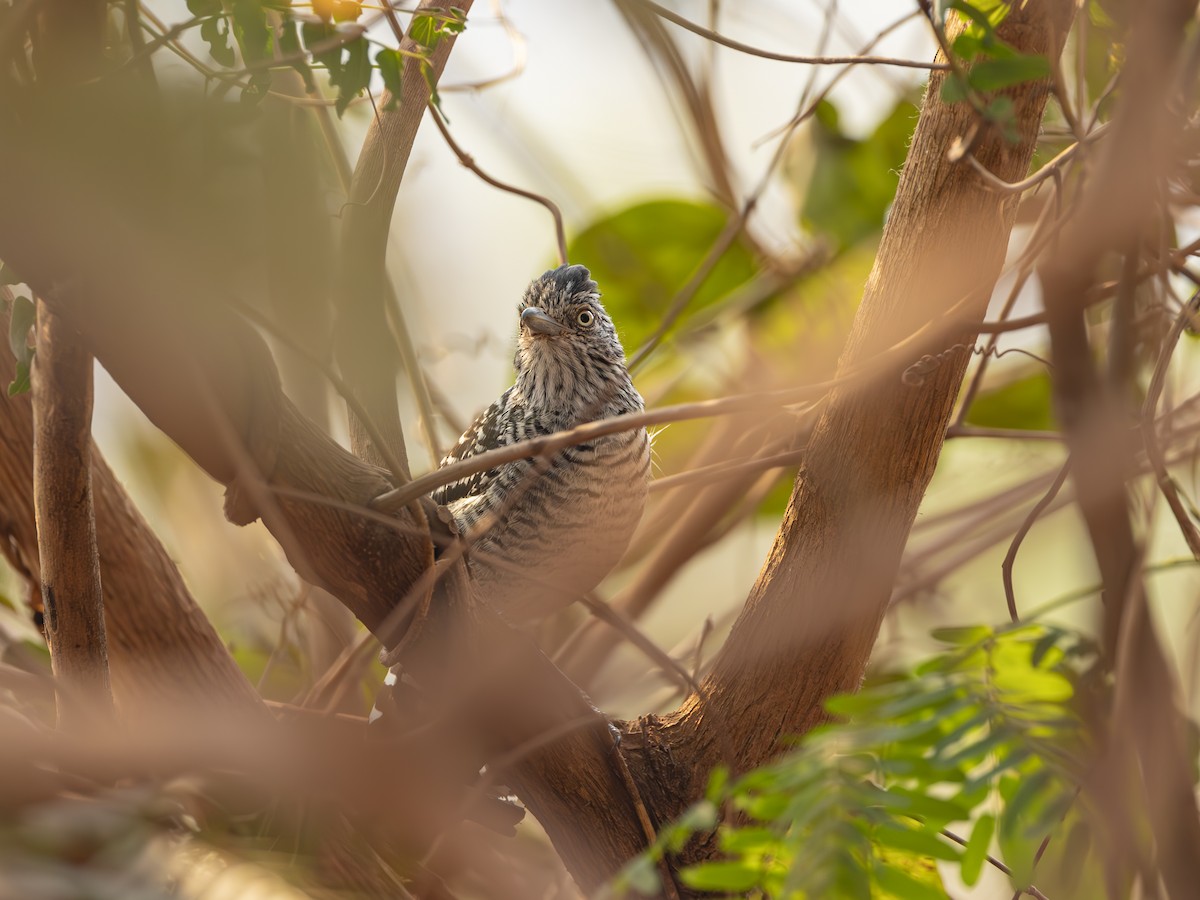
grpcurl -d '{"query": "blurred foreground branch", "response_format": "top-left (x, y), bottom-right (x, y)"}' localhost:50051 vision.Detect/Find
top-left (1039, 0), bottom-right (1200, 894)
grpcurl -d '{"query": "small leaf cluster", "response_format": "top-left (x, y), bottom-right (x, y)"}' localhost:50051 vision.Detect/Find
top-left (937, 1), bottom-right (1051, 141)
top-left (611, 623), bottom-right (1101, 898)
top-left (187, 0), bottom-right (291, 104)
top-left (184, 1), bottom-right (466, 117)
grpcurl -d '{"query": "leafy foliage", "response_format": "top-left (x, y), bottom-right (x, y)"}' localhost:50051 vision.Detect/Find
top-left (963, 371), bottom-right (1057, 431)
top-left (610, 623), bottom-right (1101, 898)
top-left (183, 2), bottom-right (468, 116)
top-left (567, 199), bottom-right (757, 351)
top-left (937, 1), bottom-right (1051, 141)
top-left (801, 98), bottom-right (918, 250)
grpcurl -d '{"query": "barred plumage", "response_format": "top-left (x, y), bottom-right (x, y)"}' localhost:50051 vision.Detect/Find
top-left (433, 264), bottom-right (650, 620)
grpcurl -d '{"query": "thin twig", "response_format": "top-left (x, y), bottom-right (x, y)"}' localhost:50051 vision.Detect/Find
top-left (960, 125), bottom-right (1107, 195)
top-left (371, 390), bottom-right (825, 513)
top-left (1002, 458), bottom-right (1071, 623)
top-left (940, 828), bottom-right (1051, 900)
top-left (429, 105), bottom-right (568, 266)
top-left (612, 728), bottom-right (682, 900)
top-left (1142, 287), bottom-right (1200, 559)
top-left (565, 593), bottom-right (706, 699)
top-left (643, 0), bottom-right (947, 70)
top-left (229, 297), bottom-right (412, 487)
top-left (629, 200), bottom-right (754, 371)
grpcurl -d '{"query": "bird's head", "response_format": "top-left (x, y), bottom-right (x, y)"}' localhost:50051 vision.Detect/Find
top-left (515, 264), bottom-right (625, 367)
top-left (513, 264), bottom-right (632, 414)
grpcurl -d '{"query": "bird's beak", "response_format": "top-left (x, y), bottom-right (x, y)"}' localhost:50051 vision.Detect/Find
top-left (521, 307), bottom-right (565, 336)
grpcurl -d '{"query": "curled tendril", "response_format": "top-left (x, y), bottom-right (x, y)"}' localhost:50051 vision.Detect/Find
top-left (902, 344), bottom-right (1053, 387)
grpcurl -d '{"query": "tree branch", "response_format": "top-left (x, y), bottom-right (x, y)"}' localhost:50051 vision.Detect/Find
top-left (32, 300), bottom-right (112, 727)
top-left (335, 0), bottom-right (473, 476)
top-left (636, 0), bottom-right (1075, 837)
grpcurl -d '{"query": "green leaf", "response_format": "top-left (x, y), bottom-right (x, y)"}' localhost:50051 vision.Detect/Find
top-left (964, 371), bottom-right (1057, 431)
top-left (679, 860), bottom-right (761, 893)
top-left (0, 261), bottom-right (21, 285)
top-left (872, 786), bottom-right (971, 825)
top-left (681, 799), bottom-right (718, 832)
top-left (802, 97), bottom-right (918, 249)
top-left (953, 32), bottom-right (986, 62)
top-left (720, 826), bottom-right (779, 854)
top-left (960, 813), bottom-right (995, 885)
top-left (931, 625), bottom-right (992, 646)
top-left (969, 54), bottom-right (1050, 92)
top-left (567, 199), bottom-right (757, 351)
top-left (871, 823), bottom-right (961, 862)
top-left (940, 72), bottom-right (970, 105)
top-left (992, 663), bottom-right (1073, 703)
top-left (199, 15), bottom-right (236, 67)
top-left (950, 0), bottom-right (996, 32)
top-left (1030, 630), bottom-right (1064, 668)
top-left (950, 0), bottom-right (1013, 33)
top-left (334, 35), bottom-right (370, 116)
top-left (302, 21), bottom-right (343, 83)
top-left (421, 60), bottom-right (444, 118)
top-left (187, 0), bottom-right (222, 16)
top-left (376, 48), bottom-right (402, 108)
top-left (739, 791), bottom-right (790, 822)
top-left (231, 0), bottom-right (271, 63)
top-left (871, 857), bottom-right (948, 900)
top-left (705, 765), bottom-right (730, 803)
top-left (279, 17), bottom-right (315, 92)
top-left (828, 682), bottom-right (963, 720)
top-left (410, 13), bottom-right (440, 50)
top-left (620, 854), bottom-right (661, 896)
top-left (8, 293), bottom-right (35, 397)
top-left (7, 362), bottom-right (30, 397)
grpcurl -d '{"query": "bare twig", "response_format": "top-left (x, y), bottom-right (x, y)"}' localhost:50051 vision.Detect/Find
top-left (629, 201), bottom-right (754, 371)
top-left (429, 106), bottom-right (568, 266)
top-left (230, 297), bottom-right (412, 487)
top-left (1002, 459), bottom-right (1072, 623)
top-left (1143, 287), bottom-right (1200, 559)
top-left (958, 125), bottom-right (1107, 195)
top-left (940, 828), bottom-right (1051, 900)
top-left (642, 0), bottom-right (947, 70)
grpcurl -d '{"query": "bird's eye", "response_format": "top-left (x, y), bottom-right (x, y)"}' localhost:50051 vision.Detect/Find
top-left (577, 310), bottom-right (595, 327)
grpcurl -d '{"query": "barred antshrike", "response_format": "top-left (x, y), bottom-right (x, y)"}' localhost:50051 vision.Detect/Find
top-left (433, 264), bottom-right (650, 620)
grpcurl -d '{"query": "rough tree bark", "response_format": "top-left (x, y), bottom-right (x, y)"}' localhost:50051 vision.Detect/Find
top-left (32, 301), bottom-right (112, 726)
top-left (568, 3), bottom-right (1075, 885)
top-left (0, 0), bottom-right (1074, 893)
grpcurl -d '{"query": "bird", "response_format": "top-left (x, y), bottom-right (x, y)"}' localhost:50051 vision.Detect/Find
top-left (431, 264), bottom-right (650, 621)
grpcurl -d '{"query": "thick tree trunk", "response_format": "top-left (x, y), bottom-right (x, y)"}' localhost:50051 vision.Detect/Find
top-left (600, 0), bottom-right (1074, 883)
